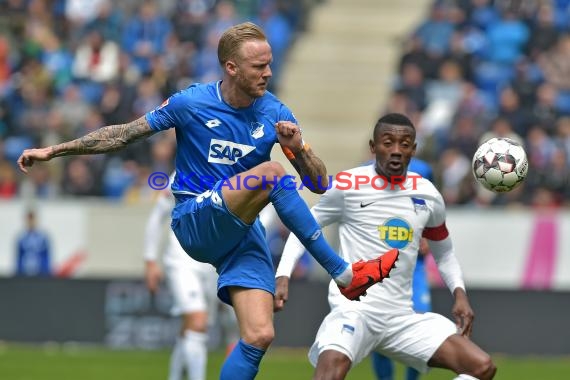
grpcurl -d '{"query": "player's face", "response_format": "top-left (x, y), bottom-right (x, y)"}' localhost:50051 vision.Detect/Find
top-left (234, 40), bottom-right (273, 98)
top-left (370, 124), bottom-right (416, 180)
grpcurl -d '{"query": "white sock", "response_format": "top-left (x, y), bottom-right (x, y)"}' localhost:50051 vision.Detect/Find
top-left (453, 375), bottom-right (479, 380)
top-left (181, 330), bottom-right (208, 380)
top-left (334, 265), bottom-right (353, 287)
top-left (168, 338), bottom-right (184, 380)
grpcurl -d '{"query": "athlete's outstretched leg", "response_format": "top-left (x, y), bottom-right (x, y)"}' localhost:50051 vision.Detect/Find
top-left (222, 162), bottom-right (398, 300)
top-left (219, 288), bottom-right (273, 380)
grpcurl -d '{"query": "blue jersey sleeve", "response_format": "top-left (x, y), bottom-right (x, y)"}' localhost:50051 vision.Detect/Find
top-left (277, 104), bottom-right (298, 143)
top-left (278, 103), bottom-right (297, 124)
top-left (146, 88), bottom-right (194, 131)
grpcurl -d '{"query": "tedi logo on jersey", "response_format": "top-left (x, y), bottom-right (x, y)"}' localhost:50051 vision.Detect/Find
top-left (208, 139), bottom-right (255, 165)
top-left (378, 218), bottom-right (413, 249)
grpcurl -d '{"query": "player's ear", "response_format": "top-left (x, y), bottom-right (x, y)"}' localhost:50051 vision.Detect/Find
top-left (368, 139), bottom-right (375, 154)
top-left (225, 60), bottom-right (238, 76)
top-left (412, 142), bottom-right (417, 156)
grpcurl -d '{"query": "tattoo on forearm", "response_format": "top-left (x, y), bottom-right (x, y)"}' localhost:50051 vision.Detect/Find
top-left (293, 149), bottom-right (329, 192)
top-left (51, 116), bottom-right (156, 157)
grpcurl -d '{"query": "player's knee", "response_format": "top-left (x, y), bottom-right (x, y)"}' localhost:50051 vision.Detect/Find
top-left (242, 325), bottom-right (274, 350)
top-left (471, 354), bottom-right (496, 380)
top-left (258, 161), bottom-right (286, 179)
top-left (313, 351), bottom-right (351, 380)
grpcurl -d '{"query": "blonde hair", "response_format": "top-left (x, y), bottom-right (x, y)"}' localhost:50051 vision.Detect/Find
top-left (218, 22), bottom-right (267, 65)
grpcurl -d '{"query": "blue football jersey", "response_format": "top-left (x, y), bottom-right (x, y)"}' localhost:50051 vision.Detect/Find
top-left (146, 81), bottom-right (297, 196)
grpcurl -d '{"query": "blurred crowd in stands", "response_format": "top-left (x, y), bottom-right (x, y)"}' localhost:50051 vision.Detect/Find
top-left (0, 0), bottom-right (310, 201)
top-left (0, 0), bottom-right (568, 208)
top-left (387, 0), bottom-right (570, 207)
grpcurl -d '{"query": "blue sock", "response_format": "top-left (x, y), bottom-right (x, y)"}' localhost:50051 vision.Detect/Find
top-left (219, 339), bottom-right (265, 380)
top-left (406, 366), bottom-right (420, 380)
top-left (269, 176), bottom-right (348, 278)
top-left (371, 352), bottom-right (394, 380)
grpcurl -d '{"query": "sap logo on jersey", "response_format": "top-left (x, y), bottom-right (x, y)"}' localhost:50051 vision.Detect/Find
top-left (378, 218), bottom-right (413, 249)
top-left (208, 139), bottom-right (255, 165)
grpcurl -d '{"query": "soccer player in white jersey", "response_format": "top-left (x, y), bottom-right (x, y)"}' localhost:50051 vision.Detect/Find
top-left (144, 184), bottom-right (238, 380)
top-left (274, 113), bottom-right (497, 380)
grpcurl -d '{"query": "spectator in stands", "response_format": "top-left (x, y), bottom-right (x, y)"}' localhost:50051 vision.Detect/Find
top-left (446, 115), bottom-right (481, 159)
top-left (439, 147), bottom-right (472, 205)
top-left (255, 1), bottom-right (293, 93)
top-left (399, 36), bottom-right (442, 80)
top-left (61, 156), bottom-right (103, 197)
top-left (83, 0), bottom-right (124, 43)
top-left (28, 164), bottom-right (58, 198)
top-left (65, 0), bottom-right (109, 31)
top-left (526, 3), bottom-right (559, 60)
top-left (555, 117), bottom-right (570, 166)
top-left (0, 36), bottom-right (11, 97)
top-left (396, 62), bottom-right (427, 111)
top-left (496, 86), bottom-right (530, 138)
top-left (413, 3), bottom-right (455, 57)
top-left (51, 84), bottom-right (91, 138)
top-left (530, 83), bottom-right (562, 134)
top-left (539, 146), bottom-right (570, 204)
top-left (484, 9), bottom-right (529, 65)
top-left (122, 0), bottom-right (172, 75)
top-left (509, 58), bottom-right (542, 109)
top-left (0, 159), bottom-right (18, 198)
top-left (72, 29), bottom-right (120, 85)
top-left (479, 116), bottom-right (523, 145)
top-left (538, 33), bottom-right (570, 92)
top-left (467, 0), bottom-right (499, 31)
top-left (193, 28), bottom-right (224, 83)
top-left (15, 210), bottom-right (52, 277)
top-left (171, 0), bottom-right (216, 48)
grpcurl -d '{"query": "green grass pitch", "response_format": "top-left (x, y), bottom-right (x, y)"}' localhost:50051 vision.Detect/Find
top-left (0, 344), bottom-right (569, 380)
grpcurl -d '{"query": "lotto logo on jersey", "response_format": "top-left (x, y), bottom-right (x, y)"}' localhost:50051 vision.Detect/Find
top-left (378, 218), bottom-right (413, 249)
top-left (208, 139), bottom-right (255, 165)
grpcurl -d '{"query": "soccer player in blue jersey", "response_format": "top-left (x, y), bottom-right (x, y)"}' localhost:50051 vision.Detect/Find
top-left (17, 22), bottom-right (399, 380)
top-left (371, 158), bottom-right (434, 380)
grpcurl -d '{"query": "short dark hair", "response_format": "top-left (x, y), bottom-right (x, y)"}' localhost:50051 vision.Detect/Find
top-left (373, 113), bottom-right (415, 139)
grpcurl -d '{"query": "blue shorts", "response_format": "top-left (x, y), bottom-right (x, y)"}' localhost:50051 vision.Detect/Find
top-left (412, 256), bottom-right (431, 313)
top-left (171, 181), bottom-right (275, 305)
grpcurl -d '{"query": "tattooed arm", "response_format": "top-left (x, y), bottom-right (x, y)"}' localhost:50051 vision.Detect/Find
top-left (275, 121), bottom-right (329, 194)
top-left (18, 116), bottom-right (157, 173)
top-left (287, 147), bottom-right (329, 194)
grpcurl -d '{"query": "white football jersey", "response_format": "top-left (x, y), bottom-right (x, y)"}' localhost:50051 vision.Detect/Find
top-left (309, 164), bottom-right (449, 312)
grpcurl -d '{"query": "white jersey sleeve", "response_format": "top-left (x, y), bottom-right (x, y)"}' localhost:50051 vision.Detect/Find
top-left (422, 192), bottom-right (466, 294)
top-left (275, 184), bottom-right (345, 278)
top-left (143, 190), bottom-right (175, 262)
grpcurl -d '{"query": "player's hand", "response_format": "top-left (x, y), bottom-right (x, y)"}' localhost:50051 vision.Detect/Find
top-left (273, 276), bottom-right (290, 312)
top-left (145, 261), bottom-right (163, 293)
top-left (17, 147), bottom-right (53, 173)
top-left (275, 121), bottom-right (303, 154)
top-left (418, 238), bottom-right (430, 257)
top-left (452, 288), bottom-right (474, 338)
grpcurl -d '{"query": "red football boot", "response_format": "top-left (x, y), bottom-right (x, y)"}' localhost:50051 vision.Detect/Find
top-left (338, 248), bottom-right (399, 300)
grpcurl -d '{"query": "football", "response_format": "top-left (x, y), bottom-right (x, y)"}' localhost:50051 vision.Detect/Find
top-left (472, 137), bottom-right (529, 193)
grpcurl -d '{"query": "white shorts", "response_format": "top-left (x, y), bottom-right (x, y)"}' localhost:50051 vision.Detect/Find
top-left (308, 307), bottom-right (457, 373)
top-left (164, 260), bottom-right (219, 324)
